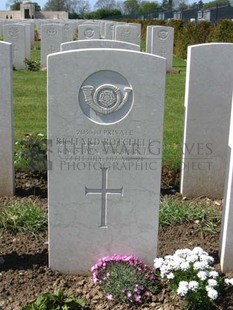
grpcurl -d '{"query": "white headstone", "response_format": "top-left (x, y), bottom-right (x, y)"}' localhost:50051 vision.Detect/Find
top-left (41, 23), bottom-right (64, 68)
top-left (61, 39), bottom-right (140, 51)
top-left (48, 48), bottom-right (166, 273)
top-left (0, 41), bottom-right (14, 196)
top-left (219, 92), bottom-right (233, 273)
top-left (115, 24), bottom-right (141, 46)
top-left (63, 22), bottom-right (76, 43)
top-left (3, 23), bottom-right (26, 70)
top-left (146, 25), bottom-right (153, 53)
top-left (181, 43), bottom-right (233, 199)
top-left (78, 24), bottom-right (100, 40)
top-left (147, 26), bottom-right (174, 71)
top-left (104, 22), bottom-right (116, 40)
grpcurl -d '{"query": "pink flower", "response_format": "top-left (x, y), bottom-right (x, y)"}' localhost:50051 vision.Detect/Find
top-left (134, 295), bottom-right (142, 302)
top-left (106, 293), bottom-right (113, 300)
top-left (127, 291), bottom-right (132, 298)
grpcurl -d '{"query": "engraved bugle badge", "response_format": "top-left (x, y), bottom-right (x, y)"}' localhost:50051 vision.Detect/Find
top-left (81, 84), bottom-right (132, 115)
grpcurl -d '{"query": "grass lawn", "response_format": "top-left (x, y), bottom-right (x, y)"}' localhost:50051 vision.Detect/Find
top-left (13, 47), bottom-right (186, 170)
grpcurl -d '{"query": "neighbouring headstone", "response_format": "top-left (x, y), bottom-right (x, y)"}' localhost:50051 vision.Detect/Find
top-left (3, 23), bottom-right (26, 70)
top-left (48, 48), bottom-right (166, 273)
top-left (78, 24), bottom-right (100, 40)
top-left (146, 25), bottom-right (153, 53)
top-left (219, 92), bottom-right (233, 273)
top-left (63, 22), bottom-right (76, 43)
top-left (41, 23), bottom-right (64, 68)
top-left (61, 39), bottom-right (140, 51)
top-left (0, 41), bottom-right (14, 196)
top-left (115, 24), bottom-right (141, 46)
top-left (104, 22), bottom-right (116, 40)
top-left (147, 26), bottom-right (174, 71)
top-left (181, 43), bottom-right (233, 199)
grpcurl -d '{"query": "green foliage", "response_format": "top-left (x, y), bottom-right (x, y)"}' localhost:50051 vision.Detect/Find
top-left (124, 0), bottom-right (140, 15)
top-left (85, 8), bottom-right (121, 19)
top-left (138, 1), bottom-right (160, 14)
top-left (10, 1), bottom-right (21, 10)
top-left (21, 290), bottom-right (86, 310)
top-left (24, 58), bottom-right (41, 71)
top-left (210, 19), bottom-right (233, 42)
top-left (15, 133), bottom-right (47, 173)
top-left (174, 21), bottom-right (214, 58)
top-left (0, 201), bottom-right (47, 234)
top-left (159, 198), bottom-right (221, 233)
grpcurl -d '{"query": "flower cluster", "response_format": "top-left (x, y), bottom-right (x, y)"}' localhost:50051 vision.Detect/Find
top-left (91, 254), bottom-right (157, 304)
top-left (154, 247), bottom-right (233, 309)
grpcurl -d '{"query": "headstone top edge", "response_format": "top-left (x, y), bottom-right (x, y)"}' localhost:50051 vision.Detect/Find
top-left (47, 48), bottom-right (167, 62)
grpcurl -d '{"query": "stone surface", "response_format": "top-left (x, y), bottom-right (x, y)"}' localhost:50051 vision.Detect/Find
top-left (0, 41), bottom-right (14, 196)
top-left (146, 25), bottom-right (153, 53)
top-left (219, 92), bottom-right (233, 273)
top-left (48, 48), bottom-right (166, 273)
top-left (104, 22), bottom-right (116, 40)
top-left (181, 43), bottom-right (233, 199)
top-left (61, 39), bottom-right (140, 51)
top-left (147, 26), bottom-right (174, 71)
top-left (41, 23), bottom-right (64, 68)
top-left (78, 24), bottom-right (100, 40)
top-left (3, 23), bottom-right (26, 70)
top-left (115, 24), bottom-right (141, 46)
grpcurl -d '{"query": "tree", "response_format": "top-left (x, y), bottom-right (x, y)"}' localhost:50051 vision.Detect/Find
top-left (123, 0), bottom-right (139, 15)
top-left (161, 0), bottom-right (173, 10)
top-left (6, 0), bottom-right (21, 10)
top-left (138, 1), bottom-right (159, 14)
top-left (44, 0), bottom-right (65, 11)
top-left (94, 0), bottom-right (117, 10)
top-left (203, 0), bottom-right (229, 8)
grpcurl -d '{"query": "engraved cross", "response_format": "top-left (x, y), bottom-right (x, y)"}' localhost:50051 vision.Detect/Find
top-left (85, 167), bottom-right (123, 228)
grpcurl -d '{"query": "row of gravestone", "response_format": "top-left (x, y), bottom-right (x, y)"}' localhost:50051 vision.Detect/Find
top-left (0, 19), bottom-right (174, 71)
top-left (0, 38), bottom-right (233, 273)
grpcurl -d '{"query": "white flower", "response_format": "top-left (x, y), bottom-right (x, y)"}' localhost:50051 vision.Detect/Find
top-left (192, 247), bottom-right (206, 256)
top-left (188, 281), bottom-right (199, 291)
top-left (154, 257), bottom-right (164, 269)
top-left (169, 258), bottom-right (185, 271)
top-left (193, 261), bottom-right (209, 270)
top-left (177, 281), bottom-right (189, 296)
top-left (200, 254), bottom-right (214, 264)
top-left (180, 261), bottom-right (190, 271)
top-left (209, 271), bottom-right (219, 279)
top-left (175, 248), bottom-right (192, 259)
top-left (225, 278), bottom-right (233, 285)
top-left (206, 287), bottom-right (218, 300)
top-left (160, 265), bottom-right (172, 278)
top-left (197, 271), bottom-right (209, 280)
top-left (207, 279), bottom-right (218, 287)
top-left (186, 254), bottom-right (199, 263)
top-left (167, 272), bottom-right (175, 279)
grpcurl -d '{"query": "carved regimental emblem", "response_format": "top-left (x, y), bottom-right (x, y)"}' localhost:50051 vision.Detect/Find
top-left (158, 29), bottom-right (169, 40)
top-left (79, 70), bottom-right (134, 125)
top-left (84, 28), bottom-right (95, 38)
top-left (9, 26), bottom-right (19, 38)
top-left (81, 84), bottom-right (132, 115)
